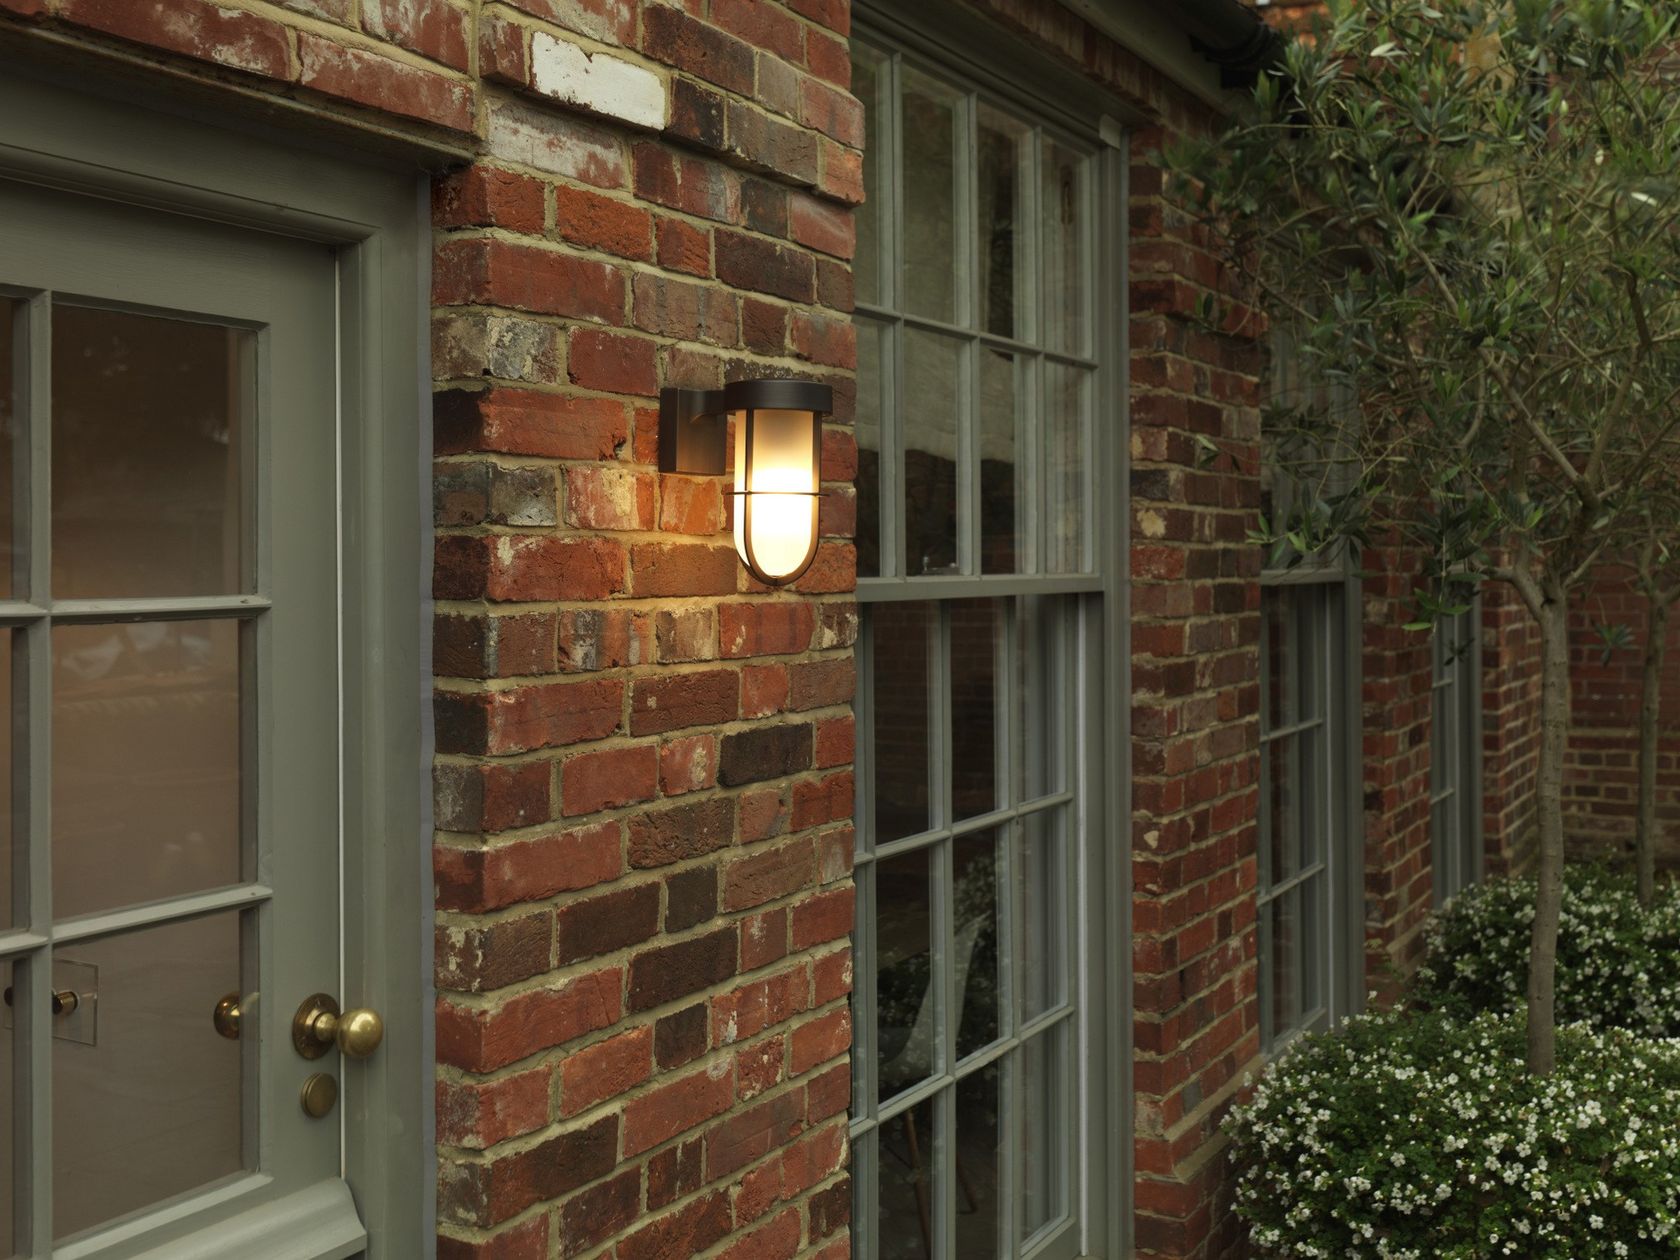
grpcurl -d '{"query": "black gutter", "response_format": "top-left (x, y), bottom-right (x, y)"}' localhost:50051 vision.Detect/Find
top-left (1170, 0), bottom-right (1286, 86)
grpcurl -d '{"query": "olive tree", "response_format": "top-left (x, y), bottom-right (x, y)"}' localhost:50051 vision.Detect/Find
top-left (1170, 0), bottom-right (1680, 1073)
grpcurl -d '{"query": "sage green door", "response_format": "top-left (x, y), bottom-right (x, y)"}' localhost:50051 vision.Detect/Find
top-left (0, 172), bottom-right (368, 1257)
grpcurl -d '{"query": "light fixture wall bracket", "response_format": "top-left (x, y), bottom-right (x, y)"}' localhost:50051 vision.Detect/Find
top-left (658, 387), bottom-right (728, 476)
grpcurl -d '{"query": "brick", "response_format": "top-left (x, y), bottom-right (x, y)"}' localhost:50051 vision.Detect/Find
top-left (630, 668), bottom-right (738, 736)
top-left (557, 1167), bottom-right (640, 1258)
top-left (788, 658), bottom-right (854, 710)
top-left (446, 1114), bottom-right (618, 1227)
top-left (568, 327), bottom-right (659, 396)
top-left (816, 256), bottom-right (853, 311)
top-left (655, 1003), bottom-right (710, 1071)
top-left (787, 0), bottom-right (847, 35)
top-left (817, 139), bottom-right (864, 205)
top-left (646, 1136), bottom-right (705, 1211)
top-left (640, 4), bottom-right (754, 94)
top-left (794, 310), bottom-right (855, 369)
top-left (741, 298), bottom-right (788, 355)
top-left (740, 178), bottom-right (789, 236)
top-left (563, 464), bottom-right (656, 530)
top-left (435, 910), bottom-right (552, 992)
top-left (739, 907), bottom-right (789, 971)
top-left (665, 863), bottom-right (719, 931)
top-left (529, 30), bottom-right (667, 129)
top-left (561, 743), bottom-right (658, 815)
top-left (435, 822), bottom-right (622, 913)
top-left (557, 607), bottom-right (655, 671)
top-left (432, 313), bottom-right (564, 386)
top-left (500, 0), bottom-right (635, 46)
top-left (719, 722), bottom-right (813, 786)
top-left (805, 1061), bottom-right (849, 1125)
top-left (622, 1064), bottom-right (735, 1156)
top-left (799, 76), bottom-right (864, 147)
top-left (628, 796), bottom-right (735, 868)
top-left (632, 272), bottom-right (738, 345)
top-left (487, 465), bottom-right (558, 527)
top-left (813, 948), bottom-right (852, 1005)
top-left (56, 0), bottom-right (290, 79)
top-left (436, 1067), bottom-right (550, 1148)
top-left (790, 191), bottom-right (855, 259)
top-left (807, 1176), bottom-right (850, 1239)
top-left (555, 880), bottom-right (660, 964)
top-left (478, 7), bottom-right (526, 81)
top-left (657, 216), bottom-right (712, 276)
top-left (442, 387), bottom-right (628, 461)
top-left (712, 967), bottom-right (807, 1044)
top-left (791, 885), bottom-right (853, 949)
top-left (434, 461), bottom-right (489, 527)
top-left (738, 786), bottom-right (790, 843)
top-left (486, 96), bottom-right (628, 188)
top-left (364, 0), bottom-right (471, 68)
top-left (654, 608), bottom-right (717, 662)
top-left (715, 230), bottom-right (815, 303)
top-left (435, 238), bottom-right (625, 325)
top-left (630, 542), bottom-right (739, 597)
top-left (718, 1208), bottom-right (801, 1260)
top-left (722, 838), bottom-right (814, 912)
top-left (814, 715), bottom-right (854, 768)
top-left (560, 1024), bottom-right (653, 1115)
top-left (552, 182), bottom-right (653, 260)
top-left (711, 0), bottom-right (803, 60)
top-left (436, 967), bottom-right (622, 1071)
top-left (433, 759), bottom-right (554, 834)
top-left (438, 1208), bottom-right (548, 1255)
top-left (791, 771), bottom-right (851, 830)
top-left (669, 76), bottom-right (727, 150)
top-left (296, 32), bottom-right (473, 132)
top-left (658, 474), bottom-right (726, 534)
top-left (708, 1089), bottom-right (803, 1179)
top-left (660, 733), bottom-right (719, 796)
top-left (724, 101), bottom-right (819, 184)
top-left (487, 536), bottom-right (627, 602)
top-left (469, 678), bottom-right (619, 754)
top-left (806, 29), bottom-right (850, 87)
top-left (628, 925), bottom-right (737, 1011)
top-left (757, 52), bottom-right (799, 119)
top-left (741, 663), bottom-right (789, 719)
top-left (780, 1121), bottom-right (846, 1195)
top-left (632, 143), bottom-right (741, 223)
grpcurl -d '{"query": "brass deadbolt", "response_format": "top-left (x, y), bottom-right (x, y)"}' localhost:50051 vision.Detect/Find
top-left (293, 993), bottom-right (385, 1060)
top-left (300, 1073), bottom-right (338, 1119)
top-left (213, 992), bottom-right (243, 1040)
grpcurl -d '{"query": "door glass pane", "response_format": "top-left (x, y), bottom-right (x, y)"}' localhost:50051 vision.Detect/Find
top-left (0, 632), bottom-right (10, 932)
top-left (1021, 808), bottom-right (1065, 1022)
top-left (855, 42), bottom-right (888, 309)
top-left (1041, 139), bottom-right (1086, 356)
top-left (954, 829), bottom-right (1000, 1058)
top-left (53, 911), bottom-right (245, 1239)
top-left (856, 317), bottom-right (884, 578)
top-left (950, 600), bottom-right (1001, 822)
top-left (0, 961), bottom-right (11, 1257)
top-left (953, 1060), bottom-right (1001, 1259)
top-left (871, 602), bottom-right (932, 843)
top-left (52, 619), bottom-right (242, 918)
top-left (1043, 363), bottom-right (1088, 574)
top-left (879, 1095), bottom-right (937, 1260)
top-left (876, 847), bottom-right (935, 1100)
top-left (1020, 1027), bottom-right (1065, 1240)
top-left (0, 300), bottom-right (17, 600)
top-left (52, 306), bottom-right (247, 599)
top-left (901, 68), bottom-right (961, 324)
top-left (904, 329), bottom-right (961, 576)
top-left (977, 106), bottom-right (1029, 340)
top-left (978, 349), bottom-right (1023, 574)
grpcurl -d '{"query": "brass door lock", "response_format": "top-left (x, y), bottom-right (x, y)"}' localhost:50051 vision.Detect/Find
top-left (292, 993), bottom-right (384, 1060)
top-left (213, 992), bottom-right (243, 1040)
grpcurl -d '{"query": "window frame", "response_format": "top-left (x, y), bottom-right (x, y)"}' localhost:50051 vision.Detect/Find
top-left (849, 3), bottom-right (1134, 1257)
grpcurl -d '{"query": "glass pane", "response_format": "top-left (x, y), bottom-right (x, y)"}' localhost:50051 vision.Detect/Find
top-left (978, 349), bottom-right (1023, 574)
top-left (52, 305), bottom-right (247, 599)
top-left (977, 106), bottom-right (1029, 340)
top-left (1268, 888), bottom-right (1304, 1040)
top-left (53, 912), bottom-right (246, 1239)
top-left (950, 600), bottom-right (1002, 822)
top-left (53, 619), bottom-right (242, 919)
top-left (901, 68), bottom-right (961, 324)
top-left (1021, 1028), bottom-right (1067, 1240)
top-left (1262, 593), bottom-right (1294, 733)
top-left (1267, 731), bottom-right (1318, 885)
top-left (1043, 363), bottom-right (1088, 574)
top-left (1017, 594), bottom-right (1064, 801)
top-left (854, 42), bottom-right (888, 308)
top-left (0, 632), bottom-right (9, 933)
top-left (0, 300), bottom-right (16, 599)
top-left (856, 317), bottom-right (884, 578)
top-left (879, 1094), bottom-right (937, 1260)
top-left (904, 329), bottom-right (961, 577)
top-left (876, 847), bottom-right (934, 1099)
top-left (1041, 139), bottom-right (1087, 355)
top-left (954, 830), bottom-right (1000, 1058)
top-left (871, 602), bottom-right (933, 843)
top-left (953, 1060), bottom-right (1001, 1259)
top-left (1021, 808), bottom-right (1065, 1022)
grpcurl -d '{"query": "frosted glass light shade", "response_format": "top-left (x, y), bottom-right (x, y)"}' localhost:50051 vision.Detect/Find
top-left (734, 405), bottom-right (820, 585)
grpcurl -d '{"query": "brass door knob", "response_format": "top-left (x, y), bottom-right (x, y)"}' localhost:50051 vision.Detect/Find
top-left (292, 993), bottom-right (384, 1060)
top-left (213, 992), bottom-right (242, 1040)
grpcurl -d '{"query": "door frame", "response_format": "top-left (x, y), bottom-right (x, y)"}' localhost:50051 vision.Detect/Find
top-left (0, 67), bottom-right (433, 1260)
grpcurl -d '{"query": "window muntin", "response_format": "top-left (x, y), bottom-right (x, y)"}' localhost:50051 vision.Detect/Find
top-left (850, 28), bottom-right (1115, 1260)
top-left (1431, 604), bottom-right (1482, 904)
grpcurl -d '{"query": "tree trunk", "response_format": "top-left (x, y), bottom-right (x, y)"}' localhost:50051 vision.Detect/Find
top-left (1527, 591), bottom-right (1570, 1075)
top-left (1637, 597), bottom-right (1667, 907)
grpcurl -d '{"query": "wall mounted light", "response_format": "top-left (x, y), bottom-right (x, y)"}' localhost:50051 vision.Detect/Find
top-left (659, 378), bottom-right (831, 587)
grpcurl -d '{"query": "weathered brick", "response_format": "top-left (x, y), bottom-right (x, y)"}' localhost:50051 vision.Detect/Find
top-left (487, 536), bottom-right (628, 602)
top-left (724, 101), bottom-right (819, 184)
top-left (798, 75), bottom-right (864, 147)
top-left (568, 327), bottom-right (659, 396)
top-left (563, 464), bottom-right (656, 530)
top-left (57, 0), bottom-right (290, 79)
top-left (791, 885), bottom-right (854, 949)
top-left (654, 607), bottom-right (717, 662)
top-left (527, 30), bottom-right (667, 129)
top-left (630, 668), bottom-right (738, 736)
top-left (364, 0), bottom-right (471, 69)
top-left (665, 862), bottom-right (719, 932)
top-left (715, 230), bottom-right (815, 302)
top-left (719, 722), bottom-right (813, 786)
top-left (434, 822), bottom-right (622, 913)
top-left (628, 796), bottom-right (735, 868)
top-left (435, 238), bottom-right (625, 325)
top-left (432, 313), bottom-right (564, 387)
top-left (658, 474), bottom-right (726, 534)
top-left (554, 880), bottom-right (660, 964)
top-left (659, 732), bottom-right (720, 796)
top-left (741, 663), bottom-right (789, 719)
top-left (720, 602), bottom-right (815, 658)
top-left (557, 608), bottom-right (655, 672)
top-left (632, 272), bottom-right (738, 345)
top-left (500, 0), bottom-right (635, 46)
top-left (628, 925), bottom-right (737, 1012)
top-left (433, 759), bottom-right (554, 834)
top-left (740, 177), bottom-right (789, 237)
top-left (561, 743), bottom-right (658, 815)
top-left (669, 75), bottom-right (726, 150)
top-left (632, 143), bottom-right (742, 224)
top-left (739, 906), bottom-right (789, 971)
top-left (552, 182), bottom-right (654, 260)
top-left (741, 298), bottom-right (789, 355)
top-left (436, 967), bottom-right (623, 1072)
top-left (787, 0), bottom-right (848, 36)
top-left (486, 95), bottom-right (628, 188)
top-left (621, 1064), bottom-right (735, 1156)
top-left (447, 1114), bottom-right (619, 1227)
top-left (436, 1067), bottom-right (551, 1149)
top-left (557, 1167), bottom-right (640, 1259)
top-left (657, 215), bottom-right (712, 276)
top-left (296, 31), bottom-right (473, 131)
top-left (640, 4), bottom-right (754, 94)
top-left (654, 1003), bottom-right (710, 1071)
top-left (435, 910), bottom-right (552, 992)
top-left (722, 838), bottom-right (815, 912)
top-left (630, 542), bottom-right (739, 597)
top-left (559, 1024), bottom-right (653, 1116)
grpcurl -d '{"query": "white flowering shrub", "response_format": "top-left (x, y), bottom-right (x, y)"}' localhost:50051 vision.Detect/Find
top-left (1228, 1010), bottom-right (1680, 1258)
top-left (1412, 870), bottom-right (1680, 1037)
